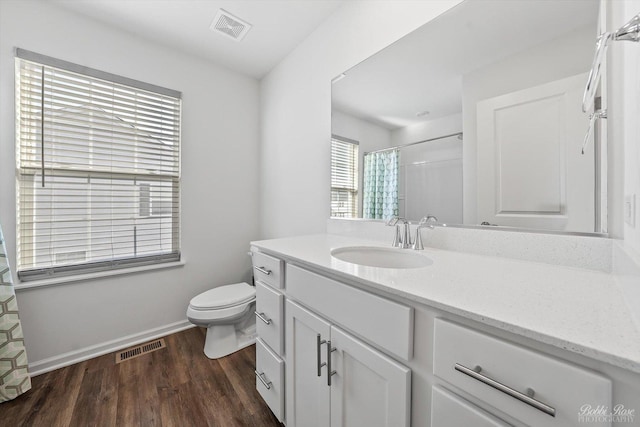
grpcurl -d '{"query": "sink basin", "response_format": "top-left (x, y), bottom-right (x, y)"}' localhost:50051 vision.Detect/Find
top-left (331, 246), bottom-right (433, 269)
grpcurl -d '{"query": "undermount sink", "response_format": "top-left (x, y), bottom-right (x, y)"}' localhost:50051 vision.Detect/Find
top-left (331, 246), bottom-right (433, 269)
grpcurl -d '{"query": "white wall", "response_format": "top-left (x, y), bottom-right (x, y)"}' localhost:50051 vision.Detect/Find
top-left (259, 0), bottom-right (464, 239)
top-left (609, 0), bottom-right (640, 252)
top-left (332, 110), bottom-right (391, 152)
top-left (331, 109), bottom-right (391, 216)
top-left (391, 113), bottom-right (462, 146)
top-left (0, 0), bottom-right (260, 370)
top-left (461, 25), bottom-right (594, 225)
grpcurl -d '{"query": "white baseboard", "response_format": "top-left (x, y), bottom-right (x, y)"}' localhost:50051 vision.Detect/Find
top-left (28, 320), bottom-right (196, 377)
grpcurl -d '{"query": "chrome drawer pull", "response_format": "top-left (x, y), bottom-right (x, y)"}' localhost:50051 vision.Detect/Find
top-left (327, 340), bottom-right (337, 386)
top-left (255, 370), bottom-right (272, 390)
top-left (454, 363), bottom-right (556, 417)
top-left (254, 266), bottom-right (272, 275)
top-left (317, 334), bottom-right (327, 376)
top-left (254, 311), bottom-right (272, 325)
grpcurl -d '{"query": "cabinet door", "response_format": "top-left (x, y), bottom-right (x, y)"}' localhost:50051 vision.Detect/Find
top-left (329, 326), bottom-right (411, 427)
top-left (256, 281), bottom-right (284, 355)
top-left (255, 338), bottom-right (285, 422)
top-left (286, 300), bottom-right (331, 427)
top-left (431, 386), bottom-right (511, 427)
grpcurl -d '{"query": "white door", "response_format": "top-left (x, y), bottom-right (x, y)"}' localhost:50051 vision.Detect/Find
top-left (329, 326), bottom-right (411, 427)
top-left (286, 300), bottom-right (331, 427)
top-left (477, 73), bottom-right (594, 231)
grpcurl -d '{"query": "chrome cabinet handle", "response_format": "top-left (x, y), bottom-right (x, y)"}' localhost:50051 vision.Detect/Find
top-left (317, 334), bottom-right (327, 377)
top-left (254, 266), bottom-right (272, 275)
top-left (454, 363), bottom-right (556, 417)
top-left (254, 311), bottom-right (272, 325)
top-left (255, 370), bottom-right (272, 390)
top-left (327, 340), bottom-right (337, 386)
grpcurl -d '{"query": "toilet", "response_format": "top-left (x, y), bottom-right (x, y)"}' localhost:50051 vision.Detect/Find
top-left (186, 282), bottom-right (257, 359)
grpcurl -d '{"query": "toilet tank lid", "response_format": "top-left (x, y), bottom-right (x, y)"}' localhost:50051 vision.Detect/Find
top-left (189, 282), bottom-right (255, 310)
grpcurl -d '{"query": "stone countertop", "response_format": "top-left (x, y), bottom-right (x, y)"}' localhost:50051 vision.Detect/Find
top-left (251, 233), bottom-right (640, 374)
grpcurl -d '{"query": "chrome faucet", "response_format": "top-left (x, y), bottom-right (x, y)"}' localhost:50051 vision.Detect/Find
top-left (413, 215), bottom-right (438, 250)
top-left (385, 216), bottom-right (412, 249)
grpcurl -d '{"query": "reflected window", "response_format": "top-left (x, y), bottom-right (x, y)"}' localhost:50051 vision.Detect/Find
top-left (330, 136), bottom-right (358, 218)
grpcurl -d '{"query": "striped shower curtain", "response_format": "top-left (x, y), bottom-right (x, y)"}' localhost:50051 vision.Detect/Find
top-left (362, 150), bottom-right (399, 220)
top-left (0, 222), bottom-right (31, 403)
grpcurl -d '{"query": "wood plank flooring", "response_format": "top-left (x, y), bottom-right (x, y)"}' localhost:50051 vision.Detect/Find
top-left (2, 327), bottom-right (283, 427)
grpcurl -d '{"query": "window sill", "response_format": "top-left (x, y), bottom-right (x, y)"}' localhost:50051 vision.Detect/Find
top-left (14, 260), bottom-right (186, 291)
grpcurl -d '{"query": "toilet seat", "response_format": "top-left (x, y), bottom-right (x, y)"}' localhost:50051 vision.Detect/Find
top-left (189, 282), bottom-right (255, 310)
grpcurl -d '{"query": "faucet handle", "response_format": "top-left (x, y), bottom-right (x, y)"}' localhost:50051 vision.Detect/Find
top-left (386, 216), bottom-right (407, 226)
top-left (413, 215), bottom-right (438, 250)
top-left (419, 215), bottom-right (438, 229)
top-left (386, 217), bottom-right (399, 226)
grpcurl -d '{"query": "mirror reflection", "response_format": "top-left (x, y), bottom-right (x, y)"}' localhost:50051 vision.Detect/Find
top-left (331, 0), bottom-right (604, 234)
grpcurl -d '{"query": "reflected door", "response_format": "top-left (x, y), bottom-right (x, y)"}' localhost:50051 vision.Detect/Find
top-left (476, 73), bottom-right (594, 231)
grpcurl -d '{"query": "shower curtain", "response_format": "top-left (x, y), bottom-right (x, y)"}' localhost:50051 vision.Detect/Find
top-left (362, 150), bottom-right (399, 220)
top-left (0, 221), bottom-right (31, 403)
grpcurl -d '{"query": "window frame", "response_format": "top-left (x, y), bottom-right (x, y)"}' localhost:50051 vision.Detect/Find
top-left (14, 49), bottom-right (182, 282)
top-left (330, 135), bottom-right (359, 218)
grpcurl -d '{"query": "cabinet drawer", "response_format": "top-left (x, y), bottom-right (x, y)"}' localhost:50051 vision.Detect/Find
top-left (252, 251), bottom-right (284, 289)
top-left (433, 319), bottom-right (611, 427)
top-left (287, 264), bottom-right (413, 361)
top-left (255, 281), bottom-right (284, 355)
top-left (255, 338), bottom-right (285, 422)
top-left (431, 386), bottom-right (510, 427)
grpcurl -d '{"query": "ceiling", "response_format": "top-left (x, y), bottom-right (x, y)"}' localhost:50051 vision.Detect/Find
top-left (49, 0), bottom-right (345, 79)
top-left (331, 0), bottom-right (599, 130)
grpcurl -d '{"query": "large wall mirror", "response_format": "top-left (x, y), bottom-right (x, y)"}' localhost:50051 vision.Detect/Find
top-left (331, 0), bottom-right (606, 234)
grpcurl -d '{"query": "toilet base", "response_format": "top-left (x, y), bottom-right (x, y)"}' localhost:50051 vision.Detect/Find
top-left (203, 323), bottom-right (256, 359)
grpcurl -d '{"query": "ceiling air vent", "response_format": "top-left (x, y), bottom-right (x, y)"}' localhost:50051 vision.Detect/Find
top-left (211, 9), bottom-right (252, 42)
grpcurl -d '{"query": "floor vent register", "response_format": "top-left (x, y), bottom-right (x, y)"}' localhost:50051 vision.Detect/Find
top-left (115, 338), bottom-right (166, 363)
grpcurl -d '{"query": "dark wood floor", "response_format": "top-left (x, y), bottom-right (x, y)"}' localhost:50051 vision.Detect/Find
top-left (2, 327), bottom-right (283, 427)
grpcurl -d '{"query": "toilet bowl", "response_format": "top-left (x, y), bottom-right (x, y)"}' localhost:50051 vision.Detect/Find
top-left (187, 282), bottom-right (257, 359)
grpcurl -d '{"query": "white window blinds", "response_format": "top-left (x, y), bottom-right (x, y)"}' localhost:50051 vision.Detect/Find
top-left (15, 49), bottom-right (181, 281)
top-left (330, 136), bottom-right (358, 218)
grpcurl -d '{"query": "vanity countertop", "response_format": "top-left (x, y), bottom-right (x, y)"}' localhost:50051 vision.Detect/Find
top-left (251, 233), bottom-right (640, 374)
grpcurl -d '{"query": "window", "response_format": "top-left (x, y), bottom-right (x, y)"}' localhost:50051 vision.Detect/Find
top-left (15, 49), bottom-right (181, 281)
top-left (330, 136), bottom-right (358, 218)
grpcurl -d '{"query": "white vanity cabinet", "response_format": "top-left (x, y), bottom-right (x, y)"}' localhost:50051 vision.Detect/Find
top-left (433, 319), bottom-right (613, 427)
top-left (250, 246), bottom-right (627, 427)
top-left (251, 250), bottom-right (286, 422)
top-left (251, 248), bottom-right (413, 427)
top-left (286, 299), bottom-right (411, 427)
